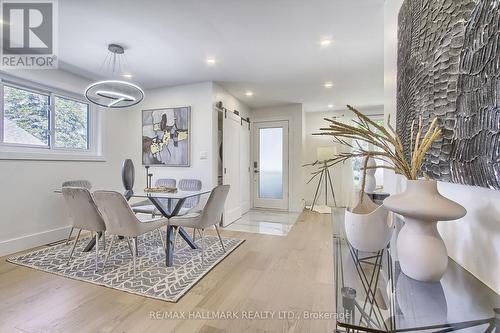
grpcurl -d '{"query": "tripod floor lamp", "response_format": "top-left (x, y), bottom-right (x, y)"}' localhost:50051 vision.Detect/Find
top-left (306, 147), bottom-right (337, 213)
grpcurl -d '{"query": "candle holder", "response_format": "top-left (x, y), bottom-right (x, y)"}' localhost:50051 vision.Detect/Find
top-left (145, 166), bottom-right (150, 189)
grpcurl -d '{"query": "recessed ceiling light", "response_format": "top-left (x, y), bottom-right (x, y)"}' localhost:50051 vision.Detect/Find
top-left (324, 81), bottom-right (333, 88)
top-left (328, 104), bottom-right (334, 108)
top-left (245, 91), bottom-right (254, 97)
top-left (122, 73), bottom-right (133, 79)
top-left (319, 38), bottom-right (332, 47)
top-left (206, 57), bottom-right (216, 65)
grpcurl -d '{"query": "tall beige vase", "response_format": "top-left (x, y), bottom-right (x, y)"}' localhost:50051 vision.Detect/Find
top-left (383, 180), bottom-right (466, 282)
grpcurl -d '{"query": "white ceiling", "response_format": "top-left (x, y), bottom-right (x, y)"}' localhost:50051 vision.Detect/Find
top-left (58, 0), bottom-right (384, 112)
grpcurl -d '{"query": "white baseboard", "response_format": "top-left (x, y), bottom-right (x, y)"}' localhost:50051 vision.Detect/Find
top-left (0, 225), bottom-right (72, 257)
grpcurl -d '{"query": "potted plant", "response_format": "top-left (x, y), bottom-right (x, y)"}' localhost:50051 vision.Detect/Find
top-left (316, 105), bottom-right (466, 282)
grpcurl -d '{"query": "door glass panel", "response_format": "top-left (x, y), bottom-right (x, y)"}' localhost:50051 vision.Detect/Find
top-left (259, 127), bottom-right (283, 199)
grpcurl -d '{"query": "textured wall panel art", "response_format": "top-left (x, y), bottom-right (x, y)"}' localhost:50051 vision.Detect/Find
top-left (397, 0), bottom-right (500, 189)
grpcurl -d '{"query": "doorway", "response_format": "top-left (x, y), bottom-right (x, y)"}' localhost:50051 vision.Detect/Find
top-left (252, 121), bottom-right (289, 210)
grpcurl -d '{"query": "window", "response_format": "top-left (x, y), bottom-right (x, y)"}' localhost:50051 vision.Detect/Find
top-left (54, 96), bottom-right (89, 149)
top-left (0, 77), bottom-right (102, 161)
top-left (3, 85), bottom-right (50, 146)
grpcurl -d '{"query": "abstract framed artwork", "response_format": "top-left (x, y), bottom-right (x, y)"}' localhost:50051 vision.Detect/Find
top-left (397, 0), bottom-right (499, 190)
top-left (142, 106), bottom-right (191, 166)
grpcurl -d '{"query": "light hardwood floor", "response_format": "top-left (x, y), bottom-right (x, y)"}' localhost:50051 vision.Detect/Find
top-left (0, 210), bottom-right (335, 333)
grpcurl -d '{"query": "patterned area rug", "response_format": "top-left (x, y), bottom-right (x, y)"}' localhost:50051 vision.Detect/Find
top-left (7, 231), bottom-right (244, 302)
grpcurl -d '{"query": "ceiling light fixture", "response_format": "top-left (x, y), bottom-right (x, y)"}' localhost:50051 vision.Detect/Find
top-left (86, 81), bottom-right (144, 108)
top-left (85, 44), bottom-right (144, 108)
top-left (324, 81), bottom-right (333, 88)
top-left (319, 38), bottom-right (332, 47)
top-left (245, 91), bottom-right (254, 97)
top-left (328, 104), bottom-right (334, 108)
top-left (206, 57), bottom-right (216, 65)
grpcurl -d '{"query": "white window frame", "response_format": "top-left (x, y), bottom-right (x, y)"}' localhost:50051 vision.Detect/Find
top-left (0, 75), bottom-right (105, 161)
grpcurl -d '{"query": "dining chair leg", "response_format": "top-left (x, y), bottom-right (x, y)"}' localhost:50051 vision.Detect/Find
top-left (65, 227), bottom-right (74, 245)
top-left (102, 235), bottom-right (116, 269)
top-left (200, 229), bottom-right (205, 264)
top-left (134, 236), bottom-right (139, 256)
top-left (192, 228), bottom-right (196, 242)
top-left (131, 237), bottom-right (137, 277)
top-left (214, 225), bottom-right (226, 253)
top-left (67, 228), bottom-right (82, 265)
top-left (125, 237), bottom-right (134, 257)
top-left (102, 232), bottom-right (106, 251)
top-left (103, 235), bottom-right (115, 268)
top-left (95, 234), bottom-right (100, 271)
top-left (156, 228), bottom-right (166, 251)
top-left (155, 228), bottom-right (161, 248)
top-left (173, 227), bottom-right (181, 251)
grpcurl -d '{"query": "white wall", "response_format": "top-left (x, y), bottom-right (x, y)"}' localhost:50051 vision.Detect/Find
top-left (250, 104), bottom-right (304, 212)
top-left (127, 82), bottom-right (215, 191)
top-left (383, 0), bottom-right (404, 196)
top-left (304, 110), bottom-right (352, 207)
top-left (384, 0), bottom-right (500, 294)
top-left (0, 69), bottom-right (133, 256)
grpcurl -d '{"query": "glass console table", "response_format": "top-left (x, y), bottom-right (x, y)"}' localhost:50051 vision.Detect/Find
top-left (333, 209), bottom-right (500, 332)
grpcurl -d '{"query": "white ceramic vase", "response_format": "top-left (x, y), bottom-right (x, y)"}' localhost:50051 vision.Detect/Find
top-left (345, 193), bottom-right (393, 252)
top-left (383, 180), bottom-right (466, 282)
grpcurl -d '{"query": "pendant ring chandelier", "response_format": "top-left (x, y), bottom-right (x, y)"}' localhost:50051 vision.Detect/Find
top-left (85, 44), bottom-right (145, 108)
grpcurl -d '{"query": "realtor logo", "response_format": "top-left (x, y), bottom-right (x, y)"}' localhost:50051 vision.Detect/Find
top-left (1, 0), bottom-right (58, 68)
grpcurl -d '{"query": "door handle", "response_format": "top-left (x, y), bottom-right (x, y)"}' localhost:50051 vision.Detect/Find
top-left (254, 170), bottom-right (260, 173)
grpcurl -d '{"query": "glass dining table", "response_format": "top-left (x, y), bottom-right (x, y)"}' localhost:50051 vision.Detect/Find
top-left (56, 188), bottom-right (211, 267)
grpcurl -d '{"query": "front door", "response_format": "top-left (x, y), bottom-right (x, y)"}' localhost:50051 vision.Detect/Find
top-left (252, 121), bottom-right (289, 210)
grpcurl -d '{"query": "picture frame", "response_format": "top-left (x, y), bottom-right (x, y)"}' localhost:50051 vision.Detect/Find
top-left (142, 106), bottom-right (191, 166)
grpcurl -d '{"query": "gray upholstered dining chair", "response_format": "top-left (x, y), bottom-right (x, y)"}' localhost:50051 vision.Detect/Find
top-left (62, 187), bottom-right (105, 270)
top-left (131, 178), bottom-right (176, 217)
top-left (178, 179), bottom-right (202, 216)
top-left (62, 180), bottom-right (92, 245)
top-left (168, 185), bottom-right (230, 263)
top-left (93, 191), bottom-right (169, 277)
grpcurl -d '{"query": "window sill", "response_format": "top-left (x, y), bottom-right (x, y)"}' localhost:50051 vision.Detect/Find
top-left (0, 146), bottom-right (106, 162)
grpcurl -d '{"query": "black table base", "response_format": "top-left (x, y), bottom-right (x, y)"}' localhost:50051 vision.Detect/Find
top-left (148, 197), bottom-right (197, 266)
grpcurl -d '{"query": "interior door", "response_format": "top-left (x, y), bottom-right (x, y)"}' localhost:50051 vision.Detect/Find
top-left (222, 111), bottom-right (241, 226)
top-left (252, 121), bottom-right (289, 210)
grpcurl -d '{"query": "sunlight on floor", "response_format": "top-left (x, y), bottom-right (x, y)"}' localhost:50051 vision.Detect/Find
top-left (222, 209), bottom-right (300, 236)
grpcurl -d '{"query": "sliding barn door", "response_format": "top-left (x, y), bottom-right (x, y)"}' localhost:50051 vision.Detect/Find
top-left (240, 121), bottom-right (251, 214)
top-left (222, 111), bottom-right (241, 226)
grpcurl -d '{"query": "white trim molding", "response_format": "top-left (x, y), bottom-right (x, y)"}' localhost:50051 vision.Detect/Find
top-left (0, 225), bottom-right (72, 257)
